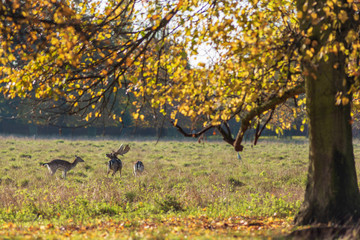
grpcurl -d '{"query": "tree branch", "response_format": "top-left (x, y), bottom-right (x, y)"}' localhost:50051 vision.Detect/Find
top-left (216, 122), bottom-right (236, 145)
top-left (233, 83), bottom-right (305, 151)
top-left (254, 108), bottom-right (275, 146)
top-left (171, 120), bottom-right (214, 138)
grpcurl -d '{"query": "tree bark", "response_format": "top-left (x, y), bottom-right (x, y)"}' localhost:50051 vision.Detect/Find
top-left (295, 60), bottom-right (360, 224)
top-left (295, 8), bottom-right (360, 222)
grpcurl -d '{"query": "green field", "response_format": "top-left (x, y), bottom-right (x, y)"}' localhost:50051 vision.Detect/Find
top-left (0, 136), bottom-right (350, 239)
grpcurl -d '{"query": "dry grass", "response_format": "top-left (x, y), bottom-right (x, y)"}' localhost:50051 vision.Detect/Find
top-left (3, 136), bottom-right (360, 239)
top-left (0, 136), bottom-right (309, 224)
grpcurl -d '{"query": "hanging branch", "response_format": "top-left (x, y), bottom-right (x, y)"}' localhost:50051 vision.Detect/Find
top-left (171, 120), bottom-right (214, 138)
top-left (216, 122), bottom-right (236, 146)
top-left (253, 108), bottom-right (275, 146)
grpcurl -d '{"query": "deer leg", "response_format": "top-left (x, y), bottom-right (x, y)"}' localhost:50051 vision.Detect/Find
top-left (47, 166), bottom-right (55, 176)
top-left (63, 171), bottom-right (67, 179)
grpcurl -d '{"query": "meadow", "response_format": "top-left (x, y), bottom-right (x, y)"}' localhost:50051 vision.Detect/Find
top-left (0, 136), bottom-right (351, 239)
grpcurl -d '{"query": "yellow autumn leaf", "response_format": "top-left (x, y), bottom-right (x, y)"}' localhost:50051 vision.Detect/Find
top-left (338, 10), bottom-right (348, 24)
top-left (345, 29), bottom-right (357, 44)
top-left (310, 12), bottom-right (317, 20)
top-left (177, 0), bottom-right (183, 9)
top-left (297, 11), bottom-right (303, 19)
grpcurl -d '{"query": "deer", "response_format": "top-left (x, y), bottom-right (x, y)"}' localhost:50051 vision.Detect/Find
top-left (106, 144), bottom-right (130, 177)
top-left (133, 160), bottom-right (144, 177)
top-left (197, 133), bottom-right (207, 144)
top-left (41, 156), bottom-right (85, 179)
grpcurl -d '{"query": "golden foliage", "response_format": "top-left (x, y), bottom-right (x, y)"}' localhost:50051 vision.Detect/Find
top-left (0, 0), bottom-right (360, 140)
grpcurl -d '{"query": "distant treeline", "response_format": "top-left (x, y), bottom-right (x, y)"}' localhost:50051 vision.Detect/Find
top-left (0, 118), bottom-right (183, 138)
top-left (0, 118), bottom-right (310, 140)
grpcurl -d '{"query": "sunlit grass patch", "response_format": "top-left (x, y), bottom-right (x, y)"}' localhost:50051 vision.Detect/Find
top-left (0, 137), bottom-right (316, 238)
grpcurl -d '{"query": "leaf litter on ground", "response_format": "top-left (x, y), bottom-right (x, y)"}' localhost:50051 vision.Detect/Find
top-left (0, 215), bottom-right (294, 239)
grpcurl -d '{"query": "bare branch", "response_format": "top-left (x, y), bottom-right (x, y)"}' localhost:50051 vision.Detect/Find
top-left (171, 120), bottom-right (214, 138)
top-left (216, 122), bottom-right (236, 146)
top-left (254, 108), bottom-right (275, 146)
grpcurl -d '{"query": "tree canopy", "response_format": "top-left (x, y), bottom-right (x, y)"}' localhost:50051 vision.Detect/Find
top-left (0, 0), bottom-right (307, 145)
top-left (1, 0), bottom-right (360, 225)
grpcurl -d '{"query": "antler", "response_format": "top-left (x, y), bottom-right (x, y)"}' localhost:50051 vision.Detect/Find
top-left (114, 144), bottom-right (130, 156)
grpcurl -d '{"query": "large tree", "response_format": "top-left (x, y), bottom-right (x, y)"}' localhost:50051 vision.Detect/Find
top-left (1, 0), bottom-right (360, 225)
top-left (294, 0), bottom-right (360, 224)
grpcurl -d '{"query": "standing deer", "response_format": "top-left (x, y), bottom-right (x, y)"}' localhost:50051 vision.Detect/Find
top-left (106, 144), bottom-right (130, 177)
top-left (42, 156), bottom-right (85, 179)
top-left (133, 161), bottom-right (144, 177)
top-left (198, 133), bottom-right (207, 144)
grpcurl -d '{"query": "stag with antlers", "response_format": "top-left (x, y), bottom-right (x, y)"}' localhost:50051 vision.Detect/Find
top-left (106, 144), bottom-right (130, 177)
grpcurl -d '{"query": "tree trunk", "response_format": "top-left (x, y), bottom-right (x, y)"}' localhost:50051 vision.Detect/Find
top-left (295, 34), bottom-right (360, 226)
top-left (298, 62), bottom-right (360, 223)
top-left (294, 0), bottom-right (360, 225)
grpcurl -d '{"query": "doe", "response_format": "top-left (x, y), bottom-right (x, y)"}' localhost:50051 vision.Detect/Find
top-left (133, 161), bottom-right (144, 177)
top-left (42, 156), bottom-right (85, 179)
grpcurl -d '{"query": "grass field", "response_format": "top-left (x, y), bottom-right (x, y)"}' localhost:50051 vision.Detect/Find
top-left (0, 136), bottom-right (351, 239)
